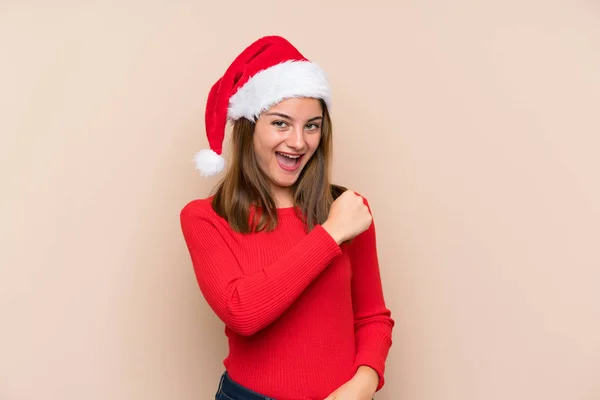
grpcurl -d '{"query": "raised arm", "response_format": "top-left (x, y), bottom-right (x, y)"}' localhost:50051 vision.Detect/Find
top-left (180, 202), bottom-right (342, 336)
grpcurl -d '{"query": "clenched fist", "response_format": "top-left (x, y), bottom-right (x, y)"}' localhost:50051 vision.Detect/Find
top-left (322, 190), bottom-right (372, 245)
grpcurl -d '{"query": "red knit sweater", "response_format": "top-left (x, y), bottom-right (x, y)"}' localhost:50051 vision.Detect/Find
top-left (179, 196), bottom-right (394, 400)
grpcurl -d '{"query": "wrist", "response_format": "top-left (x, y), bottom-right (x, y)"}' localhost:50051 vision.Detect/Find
top-left (353, 365), bottom-right (379, 394)
top-left (321, 220), bottom-right (344, 245)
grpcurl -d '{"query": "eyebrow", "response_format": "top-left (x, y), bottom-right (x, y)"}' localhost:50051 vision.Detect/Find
top-left (265, 112), bottom-right (323, 122)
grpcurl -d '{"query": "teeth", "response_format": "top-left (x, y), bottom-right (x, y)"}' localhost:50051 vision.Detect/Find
top-left (278, 152), bottom-right (300, 159)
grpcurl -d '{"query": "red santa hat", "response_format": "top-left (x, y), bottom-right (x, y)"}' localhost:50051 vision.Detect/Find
top-left (193, 35), bottom-right (332, 176)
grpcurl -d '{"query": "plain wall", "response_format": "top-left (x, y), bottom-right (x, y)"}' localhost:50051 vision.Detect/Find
top-left (1, 1), bottom-right (599, 399)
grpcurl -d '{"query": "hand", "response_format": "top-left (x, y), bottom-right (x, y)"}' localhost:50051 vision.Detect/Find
top-left (323, 366), bottom-right (378, 400)
top-left (322, 190), bottom-right (372, 244)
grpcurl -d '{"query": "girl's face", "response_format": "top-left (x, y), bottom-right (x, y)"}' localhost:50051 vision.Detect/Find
top-left (253, 97), bottom-right (323, 203)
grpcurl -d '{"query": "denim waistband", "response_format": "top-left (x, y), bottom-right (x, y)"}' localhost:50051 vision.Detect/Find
top-left (217, 371), bottom-right (276, 400)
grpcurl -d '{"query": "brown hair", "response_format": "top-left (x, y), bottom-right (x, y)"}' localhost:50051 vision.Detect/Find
top-left (211, 99), bottom-right (346, 233)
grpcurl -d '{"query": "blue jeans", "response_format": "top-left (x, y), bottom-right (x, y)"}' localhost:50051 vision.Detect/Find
top-left (215, 371), bottom-right (375, 400)
top-left (215, 372), bottom-right (275, 400)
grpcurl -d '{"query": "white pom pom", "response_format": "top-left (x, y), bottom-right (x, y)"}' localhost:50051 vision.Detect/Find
top-left (193, 149), bottom-right (225, 177)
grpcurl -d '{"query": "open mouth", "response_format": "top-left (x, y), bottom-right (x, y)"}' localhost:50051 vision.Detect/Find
top-left (275, 151), bottom-right (303, 171)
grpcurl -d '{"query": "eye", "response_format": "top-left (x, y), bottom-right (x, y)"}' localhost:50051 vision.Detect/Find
top-left (306, 123), bottom-right (320, 130)
top-left (272, 120), bottom-right (288, 128)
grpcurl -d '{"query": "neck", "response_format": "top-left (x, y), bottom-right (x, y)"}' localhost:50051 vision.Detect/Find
top-left (270, 185), bottom-right (294, 208)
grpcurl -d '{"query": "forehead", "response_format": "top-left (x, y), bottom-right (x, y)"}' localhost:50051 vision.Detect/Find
top-left (266, 97), bottom-right (323, 117)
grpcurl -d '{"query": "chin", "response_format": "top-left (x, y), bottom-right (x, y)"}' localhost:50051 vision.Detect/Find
top-left (267, 168), bottom-right (301, 186)
top-left (274, 176), bottom-right (299, 187)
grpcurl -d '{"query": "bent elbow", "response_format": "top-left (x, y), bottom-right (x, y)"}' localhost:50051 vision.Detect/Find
top-left (223, 309), bottom-right (265, 337)
top-left (226, 321), bottom-right (260, 337)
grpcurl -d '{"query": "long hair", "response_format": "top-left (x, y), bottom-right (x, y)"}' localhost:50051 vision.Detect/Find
top-left (211, 99), bottom-right (345, 233)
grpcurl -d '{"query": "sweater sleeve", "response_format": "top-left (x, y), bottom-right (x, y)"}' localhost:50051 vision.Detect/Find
top-left (180, 201), bottom-right (342, 336)
top-left (348, 197), bottom-right (395, 391)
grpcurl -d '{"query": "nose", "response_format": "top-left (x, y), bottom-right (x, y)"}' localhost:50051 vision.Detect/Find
top-left (285, 125), bottom-right (307, 151)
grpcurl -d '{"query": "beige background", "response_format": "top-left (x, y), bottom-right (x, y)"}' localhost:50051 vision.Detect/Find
top-left (1, 1), bottom-right (599, 399)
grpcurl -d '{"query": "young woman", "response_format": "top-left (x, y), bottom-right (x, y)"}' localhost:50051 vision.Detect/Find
top-left (180, 35), bottom-right (394, 400)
